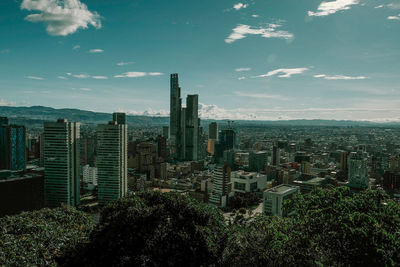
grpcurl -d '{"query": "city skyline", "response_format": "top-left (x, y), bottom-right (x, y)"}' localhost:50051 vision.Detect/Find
top-left (1, 0), bottom-right (400, 121)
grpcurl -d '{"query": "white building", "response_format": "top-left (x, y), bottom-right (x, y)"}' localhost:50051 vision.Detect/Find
top-left (82, 164), bottom-right (98, 190)
top-left (231, 171), bottom-right (267, 194)
top-left (348, 151), bottom-right (369, 189)
top-left (209, 164), bottom-right (231, 208)
top-left (263, 184), bottom-right (299, 217)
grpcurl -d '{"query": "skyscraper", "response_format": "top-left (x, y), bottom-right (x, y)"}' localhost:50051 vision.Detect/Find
top-left (348, 151), bottom-right (369, 189)
top-left (180, 107), bottom-right (186, 160)
top-left (209, 122), bottom-right (218, 140)
top-left (97, 120), bottom-right (128, 206)
top-left (0, 119), bottom-right (26, 171)
top-left (185, 94), bottom-right (199, 161)
top-left (113, 112), bottom-right (126, 125)
top-left (209, 163), bottom-right (231, 208)
top-left (44, 119), bottom-right (80, 207)
top-left (169, 73), bottom-right (182, 160)
top-left (162, 126), bottom-right (169, 139)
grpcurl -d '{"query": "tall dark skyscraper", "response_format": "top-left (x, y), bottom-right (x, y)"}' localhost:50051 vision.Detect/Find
top-left (113, 112), bottom-right (126, 125)
top-left (170, 73), bottom-right (182, 160)
top-left (209, 122), bottom-right (218, 140)
top-left (185, 94), bottom-right (199, 161)
top-left (0, 121), bottom-right (26, 171)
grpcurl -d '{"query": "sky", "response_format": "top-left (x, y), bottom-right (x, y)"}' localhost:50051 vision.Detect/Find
top-left (1, 0), bottom-right (400, 121)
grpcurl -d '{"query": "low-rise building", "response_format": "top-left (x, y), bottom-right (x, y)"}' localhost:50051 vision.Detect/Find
top-left (263, 184), bottom-right (299, 217)
top-left (231, 170), bottom-right (267, 194)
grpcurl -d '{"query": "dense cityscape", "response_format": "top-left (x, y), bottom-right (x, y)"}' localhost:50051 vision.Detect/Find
top-left (2, 0), bottom-right (400, 265)
top-left (1, 73), bottom-right (400, 216)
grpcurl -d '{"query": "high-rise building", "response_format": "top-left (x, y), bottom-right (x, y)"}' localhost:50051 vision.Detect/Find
top-left (272, 145), bottom-right (280, 166)
top-left (82, 164), bottom-right (98, 190)
top-left (113, 112), bottom-right (126, 125)
top-left (0, 117), bottom-right (8, 126)
top-left (156, 135), bottom-right (168, 161)
top-left (169, 73), bottom-right (182, 160)
top-left (0, 121), bottom-right (26, 171)
top-left (339, 150), bottom-right (348, 171)
top-left (162, 126), bottom-right (169, 139)
top-left (97, 120), bottom-right (128, 206)
top-left (180, 107), bottom-right (186, 160)
top-left (185, 94), bottom-right (199, 161)
top-left (44, 119), bottom-right (80, 207)
top-left (348, 151), bottom-right (369, 189)
top-left (209, 122), bottom-right (218, 140)
top-left (80, 134), bottom-right (96, 167)
top-left (209, 163), bottom-right (231, 208)
top-left (249, 151), bottom-right (268, 172)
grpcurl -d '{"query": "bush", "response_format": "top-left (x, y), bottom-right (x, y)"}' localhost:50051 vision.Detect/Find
top-left (0, 206), bottom-right (94, 266)
top-left (58, 191), bottom-right (227, 267)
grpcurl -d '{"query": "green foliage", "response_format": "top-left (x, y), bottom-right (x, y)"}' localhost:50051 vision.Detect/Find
top-left (228, 192), bottom-right (260, 210)
top-left (58, 191), bottom-right (227, 267)
top-left (224, 187), bottom-right (400, 266)
top-left (0, 206), bottom-right (94, 267)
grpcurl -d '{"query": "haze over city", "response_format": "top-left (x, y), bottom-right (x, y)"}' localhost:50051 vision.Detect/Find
top-left (1, 0), bottom-right (400, 121)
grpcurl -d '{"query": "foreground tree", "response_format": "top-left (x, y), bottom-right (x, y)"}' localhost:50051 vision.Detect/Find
top-left (223, 187), bottom-right (400, 266)
top-left (59, 192), bottom-right (227, 267)
top-left (0, 206), bottom-right (94, 266)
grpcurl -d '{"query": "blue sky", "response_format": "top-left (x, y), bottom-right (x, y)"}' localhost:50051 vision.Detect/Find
top-left (1, 0), bottom-right (400, 121)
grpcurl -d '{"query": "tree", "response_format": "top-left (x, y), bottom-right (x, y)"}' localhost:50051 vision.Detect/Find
top-left (58, 191), bottom-right (227, 267)
top-left (0, 206), bottom-right (94, 266)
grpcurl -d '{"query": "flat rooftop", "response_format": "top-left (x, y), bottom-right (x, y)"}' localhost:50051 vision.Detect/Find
top-left (265, 184), bottom-right (298, 194)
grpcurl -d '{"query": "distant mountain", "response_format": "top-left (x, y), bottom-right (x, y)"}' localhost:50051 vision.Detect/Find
top-left (0, 105), bottom-right (399, 128)
top-left (0, 106), bottom-right (169, 127)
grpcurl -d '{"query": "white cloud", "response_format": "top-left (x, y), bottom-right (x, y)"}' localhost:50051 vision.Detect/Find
top-left (238, 77), bottom-right (246, 80)
top-left (21, 0), bottom-right (101, 36)
top-left (114, 72), bottom-right (163, 78)
top-left (1, 49), bottom-right (10, 54)
top-left (314, 74), bottom-right (368, 80)
top-left (73, 45), bottom-right (80, 50)
top-left (123, 108), bottom-right (169, 117)
top-left (235, 67), bottom-right (251, 72)
top-left (25, 75), bottom-right (44, 80)
top-left (89, 49), bottom-right (103, 53)
top-left (252, 14), bottom-right (259, 18)
top-left (234, 91), bottom-right (285, 99)
top-left (80, 87), bottom-right (91, 91)
top-left (92, 75), bottom-right (108, 79)
top-left (308, 0), bottom-right (359, 17)
top-left (233, 3), bottom-right (248, 10)
top-left (72, 73), bottom-right (90, 79)
top-left (376, 3), bottom-right (400, 9)
top-left (254, 68), bottom-right (309, 78)
top-left (58, 76), bottom-right (68, 79)
top-left (225, 24), bottom-right (293, 43)
top-left (117, 62), bottom-right (134, 66)
top-left (388, 14), bottom-right (400, 20)
top-left (0, 99), bottom-right (16, 106)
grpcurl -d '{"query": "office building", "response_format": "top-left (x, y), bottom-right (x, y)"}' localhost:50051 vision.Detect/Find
top-left (180, 107), bottom-right (186, 160)
top-left (82, 164), bottom-right (98, 190)
top-left (0, 121), bottom-right (26, 171)
top-left (339, 150), bottom-right (348, 171)
top-left (97, 120), bottom-right (128, 206)
top-left (184, 94), bottom-right (199, 161)
top-left (249, 151), bottom-right (268, 172)
top-left (169, 73), bottom-right (182, 160)
top-left (209, 122), bottom-right (218, 140)
top-left (113, 112), bottom-right (126, 125)
top-left (348, 151), bottom-right (369, 189)
top-left (272, 145), bottom-right (280, 166)
top-left (209, 163), bottom-right (231, 208)
top-left (232, 171), bottom-right (267, 194)
top-left (44, 119), bottom-right (80, 207)
top-left (162, 126), bottom-right (169, 139)
top-left (263, 184), bottom-right (299, 217)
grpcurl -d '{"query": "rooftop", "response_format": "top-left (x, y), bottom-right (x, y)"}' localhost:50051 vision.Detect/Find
top-left (265, 184), bottom-right (298, 194)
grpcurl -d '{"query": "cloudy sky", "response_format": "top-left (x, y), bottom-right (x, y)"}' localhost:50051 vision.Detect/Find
top-left (1, 0), bottom-right (400, 121)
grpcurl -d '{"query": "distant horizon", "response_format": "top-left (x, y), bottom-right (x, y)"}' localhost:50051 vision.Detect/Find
top-left (2, 104), bottom-right (400, 124)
